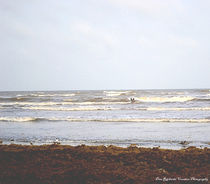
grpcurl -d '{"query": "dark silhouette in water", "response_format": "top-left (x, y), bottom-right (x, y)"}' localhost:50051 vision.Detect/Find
top-left (130, 98), bottom-right (135, 103)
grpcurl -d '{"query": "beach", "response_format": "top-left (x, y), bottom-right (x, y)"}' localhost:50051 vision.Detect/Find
top-left (0, 144), bottom-right (209, 184)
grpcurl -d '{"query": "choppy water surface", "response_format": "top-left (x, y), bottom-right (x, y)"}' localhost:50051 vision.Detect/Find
top-left (0, 89), bottom-right (210, 149)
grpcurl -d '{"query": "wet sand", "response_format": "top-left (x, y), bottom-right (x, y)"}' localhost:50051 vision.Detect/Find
top-left (0, 144), bottom-right (209, 184)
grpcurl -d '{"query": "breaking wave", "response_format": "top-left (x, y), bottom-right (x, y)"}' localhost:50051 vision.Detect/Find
top-left (0, 101), bottom-right (130, 106)
top-left (104, 91), bottom-right (134, 97)
top-left (21, 106), bottom-right (210, 112)
top-left (135, 96), bottom-right (195, 103)
top-left (0, 117), bottom-right (38, 122)
top-left (142, 107), bottom-right (210, 111)
top-left (1, 117), bottom-right (210, 123)
top-left (0, 102), bottom-right (64, 106)
top-left (0, 93), bottom-right (76, 101)
top-left (29, 93), bottom-right (76, 97)
top-left (22, 106), bottom-right (118, 111)
top-left (0, 97), bottom-right (33, 102)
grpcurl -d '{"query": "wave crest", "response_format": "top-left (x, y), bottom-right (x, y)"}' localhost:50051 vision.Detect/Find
top-left (104, 91), bottom-right (133, 97)
top-left (135, 96), bottom-right (194, 103)
top-left (0, 101), bottom-right (129, 106)
top-left (22, 106), bottom-right (118, 111)
top-left (0, 117), bottom-right (37, 122)
top-left (1, 117), bottom-right (210, 123)
top-left (29, 93), bottom-right (75, 97)
top-left (144, 107), bottom-right (210, 111)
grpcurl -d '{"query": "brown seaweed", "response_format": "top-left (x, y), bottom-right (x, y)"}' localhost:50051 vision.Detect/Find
top-left (0, 144), bottom-right (209, 184)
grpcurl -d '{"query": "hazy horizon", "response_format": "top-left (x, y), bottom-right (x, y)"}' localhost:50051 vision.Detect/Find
top-left (1, 0), bottom-right (210, 91)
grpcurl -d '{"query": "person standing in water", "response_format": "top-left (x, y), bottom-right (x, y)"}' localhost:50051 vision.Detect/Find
top-left (130, 98), bottom-right (135, 103)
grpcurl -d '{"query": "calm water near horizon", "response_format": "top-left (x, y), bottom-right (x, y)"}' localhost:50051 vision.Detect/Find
top-left (0, 89), bottom-right (210, 149)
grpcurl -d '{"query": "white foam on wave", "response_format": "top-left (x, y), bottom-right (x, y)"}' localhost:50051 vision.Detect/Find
top-left (74, 101), bottom-right (129, 105)
top-left (104, 91), bottom-right (132, 97)
top-left (136, 96), bottom-right (194, 103)
top-left (0, 102), bottom-right (62, 106)
top-left (102, 97), bottom-right (119, 101)
top-left (0, 116), bottom-right (210, 123)
top-left (0, 101), bottom-right (129, 106)
top-left (160, 92), bottom-right (185, 95)
top-left (22, 106), bottom-right (118, 111)
top-left (0, 117), bottom-right (36, 122)
top-left (30, 93), bottom-right (75, 97)
top-left (63, 99), bottom-right (73, 102)
top-left (144, 107), bottom-right (210, 111)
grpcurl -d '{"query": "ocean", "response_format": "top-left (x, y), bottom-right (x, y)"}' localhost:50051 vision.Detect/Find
top-left (0, 89), bottom-right (210, 149)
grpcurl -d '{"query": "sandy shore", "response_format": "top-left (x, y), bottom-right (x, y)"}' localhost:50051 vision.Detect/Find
top-left (0, 144), bottom-right (209, 184)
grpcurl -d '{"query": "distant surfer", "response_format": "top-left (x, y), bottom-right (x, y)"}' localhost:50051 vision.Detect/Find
top-left (130, 98), bottom-right (135, 103)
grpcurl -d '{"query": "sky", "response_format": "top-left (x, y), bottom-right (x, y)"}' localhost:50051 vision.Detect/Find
top-left (0, 0), bottom-right (210, 91)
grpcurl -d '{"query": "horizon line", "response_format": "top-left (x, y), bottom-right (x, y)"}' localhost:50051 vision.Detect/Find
top-left (0, 88), bottom-right (209, 92)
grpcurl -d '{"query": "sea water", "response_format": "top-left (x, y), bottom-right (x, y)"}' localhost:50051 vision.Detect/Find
top-left (0, 89), bottom-right (210, 149)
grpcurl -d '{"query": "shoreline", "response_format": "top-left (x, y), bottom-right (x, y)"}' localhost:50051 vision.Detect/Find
top-left (0, 144), bottom-right (209, 184)
top-left (0, 141), bottom-right (209, 150)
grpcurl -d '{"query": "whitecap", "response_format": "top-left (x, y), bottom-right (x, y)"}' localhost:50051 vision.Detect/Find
top-left (0, 101), bottom-right (129, 107)
top-left (30, 93), bottom-right (75, 97)
top-left (1, 116), bottom-right (209, 123)
top-left (144, 107), bottom-right (210, 111)
top-left (0, 117), bottom-right (37, 122)
top-left (22, 106), bottom-right (118, 111)
top-left (135, 96), bottom-right (194, 103)
top-left (104, 91), bottom-right (132, 97)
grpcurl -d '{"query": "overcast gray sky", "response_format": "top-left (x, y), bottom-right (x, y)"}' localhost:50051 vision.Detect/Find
top-left (0, 0), bottom-right (210, 91)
